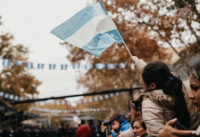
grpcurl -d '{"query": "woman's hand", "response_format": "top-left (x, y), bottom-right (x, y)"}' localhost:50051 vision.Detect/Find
top-left (131, 56), bottom-right (139, 64)
top-left (159, 118), bottom-right (193, 137)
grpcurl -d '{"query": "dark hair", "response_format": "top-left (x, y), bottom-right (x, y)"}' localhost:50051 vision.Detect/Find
top-left (81, 120), bottom-right (85, 125)
top-left (131, 120), bottom-right (146, 130)
top-left (110, 115), bottom-right (122, 123)
top-left (142, 61), bottom-right (190, 128)
top-left (88, 120), bottom-right (94, 126)
top-left (190, 62), bottom-right (200, 82)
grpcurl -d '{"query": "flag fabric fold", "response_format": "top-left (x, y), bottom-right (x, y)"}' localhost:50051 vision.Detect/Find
top-left (51, 2), bottom-right (123, 57)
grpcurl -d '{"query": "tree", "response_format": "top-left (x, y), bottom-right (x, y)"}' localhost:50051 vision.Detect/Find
top-left (0, 16), bottom-right (41, 110)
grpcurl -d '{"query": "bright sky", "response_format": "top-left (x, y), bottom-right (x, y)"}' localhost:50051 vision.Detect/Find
top-left (0, 0), bottom-right (90, 101)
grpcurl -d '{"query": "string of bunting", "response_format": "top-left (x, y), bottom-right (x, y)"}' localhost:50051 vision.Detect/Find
top-left (30, 107), bottom-right (109, 113)
top-left (0, 91), bottom-right (124, 105)
top-left (36, 92), bottom-right (123, 106)
top-left (0, 92), bottom-right (28, 101)
top-left (61, 116), bottom-right (93, 121)
top-left (1, 59), bottom-right (129, 70)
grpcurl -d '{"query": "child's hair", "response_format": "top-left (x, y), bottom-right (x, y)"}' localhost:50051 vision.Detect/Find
top-left (142, 61), bottom-right (190, 128)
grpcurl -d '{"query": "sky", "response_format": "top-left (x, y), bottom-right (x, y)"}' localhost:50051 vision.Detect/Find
top-left (0, 0), bottom-right (90, 102)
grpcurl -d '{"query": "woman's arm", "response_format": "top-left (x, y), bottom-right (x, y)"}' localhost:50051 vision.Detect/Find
top-left (159, 119), bottom-right (193, 137)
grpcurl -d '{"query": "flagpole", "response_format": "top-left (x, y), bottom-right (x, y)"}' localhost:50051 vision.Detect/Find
top-left (107, 16), bottom-right (133, 57)
top-left (122, 41), bottom-right (133, 57)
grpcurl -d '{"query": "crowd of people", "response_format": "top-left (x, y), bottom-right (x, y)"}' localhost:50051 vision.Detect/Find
top-left (0, 124), bottom-right (77, 137)
top-left (1, 56), bottom-right (200, 137)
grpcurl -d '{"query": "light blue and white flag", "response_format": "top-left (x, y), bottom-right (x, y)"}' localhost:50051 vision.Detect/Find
top-left (15, 60), bottom-right (24, 66)
top-left (57, 100), bottom-right (60, 105)
top-left (26, 62), bottom-right (33, 69)
top-left (4, 93), bottom-right (9, 98)
top-left (105, 94), bottom-right (109, 99)
top-left (118, 63), bottom-right (126, 69)
top-left (85, 64), bottom-right (93, 69)
top-left (9, 95), bottom-right (14, 100)
top-left (99, 96), bottom-right (103, 100)
top-left (110, 93), bottom-right (114, 97)
top-left (94, 96), bottom-right (98, 101)
top-left (0, 92), bottom-right (4, 96)
top-left (3, 59), bottom-right (11, 67)
top-left (107, 63), bottom-right (116, 70)
top-left (51, 2), bottom-right (123, 57)
top-left (37, 63), bottom-right (44, 69)
top-left (61, 64), bottom-right (68, 70)
top-left (96, 63), bottom-right (105, 69)
top-left (15, 96), bottom-right (19, 100)
top-left (78, 100), bottom-right (82, 103)
top-left (49, 64), bottom-right (56, 70)
top-left (40, 101), bottom-right (44, 105)
top-left (62, 100), bottom-right (65, 105)
top-left (72, 63), bottom-right (80, 69)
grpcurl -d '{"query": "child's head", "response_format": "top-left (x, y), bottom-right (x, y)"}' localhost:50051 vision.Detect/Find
top-left (110, 115), bottom-right (126, 132)
top-left (142, 61), bottom-right (173, 90)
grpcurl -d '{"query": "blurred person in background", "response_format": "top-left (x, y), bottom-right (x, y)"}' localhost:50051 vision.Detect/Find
top-left (96, 120), bottom-right (106, 137)
top-left (76, 120), bottom-right (92, 137)
top-left (57, 124), bottom-right (66, 137)
top-left (131, 120), bottom-right (149, 137)
top-left (1, 125), bottom-right (9, 137)
top-left (89, 120), bottom-right (96, 137)
top-left (109, 115), bottom-right (130, 137)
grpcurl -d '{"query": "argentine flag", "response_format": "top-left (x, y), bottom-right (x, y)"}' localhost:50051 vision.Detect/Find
top-left (51, 2), bottom-right (123, 57)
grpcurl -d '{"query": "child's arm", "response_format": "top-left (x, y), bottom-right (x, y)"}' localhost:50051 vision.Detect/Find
top-left (131, 56), bottom-right (147, 74)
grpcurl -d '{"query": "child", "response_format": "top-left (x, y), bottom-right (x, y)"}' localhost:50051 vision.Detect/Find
top-left (131, 56), bottom-right (190, 136)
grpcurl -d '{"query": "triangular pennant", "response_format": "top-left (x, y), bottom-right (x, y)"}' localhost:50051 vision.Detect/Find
top-left (3, 59), bottom-right (11, 67)
top-left (37, 63), bottom-right (44, 69)
top-left (96, 63), bottom-right (105, 70)
top-left (118, 63), bottom-right (126, 69)
top-left (15, 60), bottom-right (24, 66)
top-left (107, 63), bottom-right (116, 70)
top-left (85, 64), bottom-right (93, 69)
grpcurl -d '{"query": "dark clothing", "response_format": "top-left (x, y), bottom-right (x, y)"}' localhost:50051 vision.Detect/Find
top-left (142, 133), bottom-right (149, 137)
top-left (96, 129), bottom-right (106, 137)
top-left (57, 127), bottom-right (66, 137)
top-left (15, 129), bottom-right (27, 137)
top-left (90, 125), bottom-right (96, 137)
top-left (1, 130), bottom-right (10, 137)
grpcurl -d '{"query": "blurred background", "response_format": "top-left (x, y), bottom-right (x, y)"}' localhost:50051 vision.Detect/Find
top-left (0, 0), bottom-right (199, 136)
